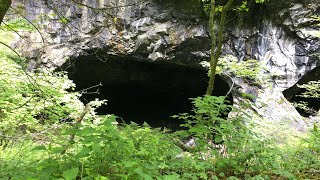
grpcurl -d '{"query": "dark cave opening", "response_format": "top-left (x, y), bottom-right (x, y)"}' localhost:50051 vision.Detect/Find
top-left (283, 66), bottom-right (320, 117)
top-left (289, 89), bottom-right (320, 117)
top-left (64, 55), bottom-right (232, 130)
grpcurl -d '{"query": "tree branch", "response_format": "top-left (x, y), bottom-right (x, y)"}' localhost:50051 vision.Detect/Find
top-left (0, 0), bottom-right (11, 25)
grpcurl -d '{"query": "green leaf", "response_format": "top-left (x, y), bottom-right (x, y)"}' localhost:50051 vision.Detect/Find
top-left (76, 147), bottom-right (91, 158)
top-left (220, 123), bottom-right (228, 129)
top-left (281, 171), bottom-right (295, 179)
top-left (314, 124), bottom-right (318, 132)
top-left (51, 147), bottom-right (65, 154)
top-left (227, 176), bottom-right (239, 180)
top-left (219, 172), bottom-right (225, 177)
top-left (92, 143), bottom-right (102, 153)
top-left (211, 176), bottom-right (219, 180)
top-left (32, 145), bottom-right (47, 151)
top-left (215, 136), bottom-right (223, 143)
top-left (62, 168), bottom-right (79, 180)
top-left (123, 160), bottom-right (138, 168)
top-left (133, 168), bottom-right (153, 180)
top-left (163, 173), bottom-right (180, 180)
top-left (39, 167), bottom-right (56, 180)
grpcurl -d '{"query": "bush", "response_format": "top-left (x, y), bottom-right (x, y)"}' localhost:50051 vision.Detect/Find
top-left (30, 116), bottom-right (182, 179)
top-left (0, 57), bottom-right (83, 139)
top-left (0, 33), bottom-right (84, 147)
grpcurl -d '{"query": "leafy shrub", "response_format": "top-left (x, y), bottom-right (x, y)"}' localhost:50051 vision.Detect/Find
top-left (174, 96), bottom-right (280, 176)
top-left (0, 141), bottom-right (45, 179)
top-left (0, 35), bottom-right (84, 147)
top-left (1, 93), bottom-right (320, 179)
top-left (31, 116), bottom-right (183, 179)
top-left (0, 57), bottom-right (83, 138)
top-left (290, 124), bottom-right (320, 178)
top-left (216, 55), bottom-right (268, 85)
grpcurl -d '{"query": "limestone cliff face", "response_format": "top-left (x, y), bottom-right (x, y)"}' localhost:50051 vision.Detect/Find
top-left (16, 0), bottom-right (319, 131)
top-left (19, 0), bottom-right (209, 67)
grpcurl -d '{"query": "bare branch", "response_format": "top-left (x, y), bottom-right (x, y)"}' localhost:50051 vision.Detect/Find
top-left (0, 41), bottom-right (21, 59)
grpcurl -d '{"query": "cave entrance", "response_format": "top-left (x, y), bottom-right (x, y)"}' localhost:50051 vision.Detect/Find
top-left (283, 66), bottom-right (320, 117)
top-left (64, 55), bottom-right (232, 130)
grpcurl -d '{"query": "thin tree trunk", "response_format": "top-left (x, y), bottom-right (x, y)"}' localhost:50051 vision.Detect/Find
top-left (206, 0), bottom-right (216, 95)
top-left (0, 0), bottom-right (11, 25)
top-left (206, 0), bottom-right (234, 95)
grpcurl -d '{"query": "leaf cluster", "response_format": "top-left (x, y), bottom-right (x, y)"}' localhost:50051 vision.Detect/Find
top-left (217, 55), bottom-right (269, 85)
top-left (1, 17), bottom-right (35, 31)
top-left (200, 0), bottom-right (268, 16)
top-left (294, 80), bottom-right (320, 116)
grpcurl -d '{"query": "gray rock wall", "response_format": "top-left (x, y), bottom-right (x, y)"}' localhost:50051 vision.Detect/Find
top-left (14, 0), bottom-right (320, 131)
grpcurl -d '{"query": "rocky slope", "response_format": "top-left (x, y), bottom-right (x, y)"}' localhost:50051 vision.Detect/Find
top-left (13, 0), bottom-right (320, 131)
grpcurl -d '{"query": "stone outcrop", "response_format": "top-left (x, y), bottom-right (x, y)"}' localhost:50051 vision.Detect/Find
top-left (13, 0), bottom-right (320, 131)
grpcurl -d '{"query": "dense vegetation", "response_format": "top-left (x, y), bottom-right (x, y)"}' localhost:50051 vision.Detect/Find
top-left (0, 2), bottom-right (320, 180)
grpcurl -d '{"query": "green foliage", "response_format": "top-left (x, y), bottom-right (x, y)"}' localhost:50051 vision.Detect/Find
top-left (0, 141), bottom-right (47, 179)
top-left (283, 124), bottom-right (320, 179)
top-left (1, 93), bottom-right (320, 179)
top-left (217, 55), bottom-right (268, 85)
top-left (297, 80), bottom-right (320, 99)
top-left (174, 96), bottom-right (232, 143)
top-left (200, 0), bottom-right (267, 15)
top-left (29, 116), bottom-right (184, 179)
top-left (0, 39), bottom-right (318, 179)
top-left (254, 0), bottom-right (266, 3)
top-left (174, 96), bottom-right (320, 178)
top-left (1, 17), bottom-right (35, 31)
top-left (0, 57), bottom-right (83, 137)
top-left (0, 30), bottom-right (84, 147)
top-left (174, 96), bottom-right (279, 176)
top-left (294, 80), bottom-right (320, 116)
top-left (306, 124), bottom-right (320, 157)
top-left (236, 1), bottom-right (249, 12)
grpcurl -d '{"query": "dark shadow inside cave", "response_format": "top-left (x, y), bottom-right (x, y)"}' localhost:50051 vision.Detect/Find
top-left (283, 66), bottom-right (320, 117)
top-left (63, 55), bottom-right (232, 130)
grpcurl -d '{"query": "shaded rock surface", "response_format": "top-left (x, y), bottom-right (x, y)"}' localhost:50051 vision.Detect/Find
top-left (13, 0), bottom-right (320, 131)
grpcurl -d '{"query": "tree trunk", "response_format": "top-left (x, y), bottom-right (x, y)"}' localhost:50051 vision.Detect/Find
top-left (206, 0), bottom-right (216, 95)
top-left (0, 0), bottom-right (12, 25)
top-left (206, 0), bottom-right (234, 95)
